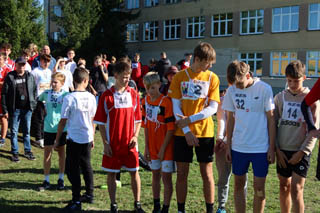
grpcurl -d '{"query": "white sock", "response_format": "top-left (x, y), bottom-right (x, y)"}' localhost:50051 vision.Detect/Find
top-left (44, 175), bottom-right (50, 183)
top-left (59, 173), bottom-right (64, 180)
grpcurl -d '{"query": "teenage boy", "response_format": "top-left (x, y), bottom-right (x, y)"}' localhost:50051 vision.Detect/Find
top-left (0, 43), bottom-right (15, 71)
top-left (55, 67), bottom-right (96, 211)
top-left (222, 61), bottom-right (276, 213)
top-left (2, 57), bottom-right (37, 162)
top-left (0, 53), bottom-right (10, 147)
top-left (168, 42), bottom-right (220, 213)
top-left (65, 48), bottom-right (77, 74)
top-left (131, 53), bottom-right (142, 88)
top-left (275, 61), bottom-right (319, 213)
top-left (94, 61), bottom-right (145, 213)
top-left (176, 53), bottom-right (192, 70)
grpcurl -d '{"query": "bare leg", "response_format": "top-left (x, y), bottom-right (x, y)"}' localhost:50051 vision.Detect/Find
top-left (253, 176), bottom-right (266, 213)
top-left (234, 174), bottom-right (247, 213)
top-left (162, 172), bottom-right (173, 206)
top-left (152, 169), bottom-right (161, 200)
top-left (130, 170), bottom-right (141, 201)
top-left (278, 175), bottom-right (291, 213)
top-left (57, 145), bottom-right (66, 174)
top-left (176, 162), bottom-right (189, 203)
top-left (200, 162), bottom-right (215, 203)
top-left (43, 146), bottom-right (53, 176)
top-left (107, 172), bottom-right (117, 203)
top-left (291, 172), bottom-right (305, 213)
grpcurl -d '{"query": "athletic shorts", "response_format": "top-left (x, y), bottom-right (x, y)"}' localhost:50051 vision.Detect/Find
top-left (0, 103), bottom-right (3, 116)
top-left (174, 136), bottom-right (214, 163)
top-left (231, 150), bottom-right (269, 178)
top-left (44, 132), bottom-right (67, 146)
top-left (277, 150), bottom-right (310, 178)
top-left (102, 149), bottom-right (139, 173)
top-left (149, 159), bottom-right (176, 173)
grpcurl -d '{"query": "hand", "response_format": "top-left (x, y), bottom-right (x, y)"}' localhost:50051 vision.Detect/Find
top-left (225, 146), bottom-right (232, 163)
top-left (214, 138), bottom-right (226, 154)
top-left (175, 114), bottom-right (191, 129)
top-left (104, 143), bottom-right (112, 157)
top-left (276, 149), bottom-right (287, 168)
top-left (268, 147), bottom-right (275, 164)
top-left (158, 147), bottom-right (165, 161)
top-left (185, 132), bottom-right (199, 147)
top-left (129, 136), bottom-right (138, 149)
top-left (288, 151), bottom-right (305, 165)
top-left (53, 140), bottom-right (59, 150)
top-left (144, 149), bottom-right (150, 162)
top-left (308, 129), bottom-right (320, 139)
top-left (91, 141), bottom-right (95, 149)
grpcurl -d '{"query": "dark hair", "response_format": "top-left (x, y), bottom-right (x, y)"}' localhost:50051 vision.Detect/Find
top-left (1, 43), bottom-right (12, 50)
top-left (193, 42), bottom-right (216, 63)
top-left (22, 49), bottom-right (30, 56)
top-left (40, 54), bottom-right (51, 62)
top-left (226, 60), bottom-right (249, 84)
top-left (67, 48), bottom-right (75, 53)
top-left (285, 60), bottom-right (306, 79)
top-left (73, 67), bottom-right (89, 84)
top-left (114, 61), bottom-right (131, 74)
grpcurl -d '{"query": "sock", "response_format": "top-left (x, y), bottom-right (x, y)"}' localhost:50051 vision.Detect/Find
top-left (44, 175), bottom-right (50, 182)
top-left (134, 201), bottom-right (142, 209)
top-left (161, 204), bottom-right (169, 213)
top-left (59, 173), bottom-right (64, 180)
top-left (206, 203), bottom-right (214, 213)
top-left (177, 202), bottom-right (185, 212)
top-left (153, 198), bottom-right (160, 210)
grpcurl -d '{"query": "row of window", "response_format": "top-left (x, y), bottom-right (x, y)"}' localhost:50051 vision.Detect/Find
top-left (239, 51), bottom-right (320, 78)
top-left (127, 0), bottom-right (180, 9)
top-left (126, 4), bottom-right (320, 41)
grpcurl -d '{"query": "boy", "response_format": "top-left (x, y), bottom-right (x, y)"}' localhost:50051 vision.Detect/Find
top-left (39, 72), bottom-right (69, 191)
top-left (0, 43), bottom-right (14, 71)
top-left (142, 72), bottom-right (175, 213)
top-left (275, 61), bottom-right (319, 212)
top-left (55, 67), bottom-right (96, 211)
top-left (0, 53), bottom-right (10, 147)
top-left (65, 48), bottom-right (77, 74)
top-left (94, 61), bottom-right (145, 213)
top-left (176, 53), bottom-right (192, 70)
top-left (168, 42), bottom-right (220, 213)
top-left (131, 53), bottom-right (142, 88)
top-left (222, 61), bottom-right (275, 213)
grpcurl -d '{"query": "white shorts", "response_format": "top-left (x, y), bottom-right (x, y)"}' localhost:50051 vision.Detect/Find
top-left (149, 160), bottom-right (176, 173)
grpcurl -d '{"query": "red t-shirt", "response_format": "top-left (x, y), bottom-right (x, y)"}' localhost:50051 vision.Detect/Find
top-left (138, 65), bottom-right (150, 89)
top-left (5, 58), bottom-right (15, 71)
top-left (131, 61), bottom-right (141, 84)
top-left (0, 65), bottom-right (10, 93)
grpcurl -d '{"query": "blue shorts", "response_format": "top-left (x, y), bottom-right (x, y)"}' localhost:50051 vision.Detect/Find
top-left (231, 150), bottom-right (269, 178)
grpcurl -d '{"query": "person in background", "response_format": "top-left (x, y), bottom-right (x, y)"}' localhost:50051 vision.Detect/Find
top-left (160, 66), bottom-right (178, 96)
top-left (31, 45), bottom-right (56, 71)
top-left (155, 52), bottom-right (171, 82)
top-left (176, 53), bottom-right (192, 70)
top-left (0, 53), bottom-right (10, 147)
top-left (65, 48), bottom-right (77, 74)
top-left (21, 49), bottom-right (32, 72)
top-left (28, 43), bottom-right (39, 66)
top-left (131, 53), bottom-right (142, 89)
top-left (0, 43), bottom-right (15, 71)
top-left (53, 56), bottom-right (74, 92)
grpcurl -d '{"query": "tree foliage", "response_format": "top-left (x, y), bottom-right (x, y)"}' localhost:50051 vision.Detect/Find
top-left (0, 0), bottom-right (47, 58)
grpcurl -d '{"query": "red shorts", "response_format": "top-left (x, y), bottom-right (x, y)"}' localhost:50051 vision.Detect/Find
top-left (102, 148), bottom-right (139, 172)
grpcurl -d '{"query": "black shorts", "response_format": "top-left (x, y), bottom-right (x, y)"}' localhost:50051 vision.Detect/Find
top-left (174, 136), bottom-right (214, 163)
top-left (277, 150), bottom-right (310, 178)
top-left (44, 132), bottom-right (67, 146)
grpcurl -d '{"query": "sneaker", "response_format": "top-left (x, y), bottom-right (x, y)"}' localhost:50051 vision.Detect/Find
top-left (134, 201), bottom-right (145, 213)
top-left (57, 179), bottom-right (65, 190)
top-left (12, 154), bottom-right (20, 162)
top-left (116, 180), bottom-right (122, 188)
top-left (63, 201), bottom-right (81, 212)
top-left (39, 180), bottom-right (50, 191)
top-left (35, 139), bottom-right (44, 148)
top-left (216, 207), bottom-right (227, 213)
top-left (79, 193), bottom-right (94, 203)
top-left (0, 138), bottom-right (5, 147)
top-left (25, 152), bottom-right (36, 160)
top-left (110, 203), bottom-right (118, 213)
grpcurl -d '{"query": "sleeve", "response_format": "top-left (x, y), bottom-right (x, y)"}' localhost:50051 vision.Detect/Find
top-left (141, 98), bottom-right (146, 128)
top-left (172, 98), bottom-right (191, 134)
top-left (304, 78), bottom-right (320, 106)
top-left (189, 100), bottom-right (218, 123)
top-left (221, 87), bottom-right (235, 112)
top-left (273, 93), bottom-right (281, 124)
top-left (90, 95), bottom-right (97, 118)
top-left (216, 100), bottom-right (226, 140)
top-left (301, 99), bottom-right (316, 131)
top-left (38, 91), bottom-right (46, 102)
top-left (264, 85), bottom-right (275, 112)
top-left (93, 92), bottom-right (108, 124)
top-left (61, 95), bottom-right (72, 119)
top-left (207, 73), bottom-right (220, 103)
top-left (168, 73), bottom-right (181, 99)
top-left (164, 98), bottom-right (175, 131)
top-left (30, 70), bottom-right (38, 85)
top-left (134, 92), bottom-right (142, 123)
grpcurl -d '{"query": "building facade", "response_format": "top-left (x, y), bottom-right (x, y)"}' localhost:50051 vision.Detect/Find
top-left (44, 0), bottom-right (61, 42)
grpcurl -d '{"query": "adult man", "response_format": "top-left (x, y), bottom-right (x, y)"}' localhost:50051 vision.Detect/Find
top-left (31, 45), bottom-right (56, 70)
top-left (155, 52), bottom-right (171, 82)
top-left (2, 57), bottom-right (38, 162)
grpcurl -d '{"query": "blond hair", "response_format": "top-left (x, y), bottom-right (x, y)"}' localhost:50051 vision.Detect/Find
top-left (143, 72), bottom-right (160, 89)
top-left (227, 60), bottom-right (250, 82)
top-left (51, 72), bottom-right (66, 84)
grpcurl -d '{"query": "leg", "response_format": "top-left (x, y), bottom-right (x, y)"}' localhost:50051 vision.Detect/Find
top-left (317, 144), bottom-right (320, 180)
top-left (234, 175), bottom-right (247, 213)
top-left (200, 162), bottom-right (215, 204)
top-left (79, 142), bottom-right (94, 197)
top-left (43, 146), bottom-right (53, 176)
top-left (152, 169), bottom-right (161, 200)
top-left (57, 145), bottom-right (66, 174)
top-left (162, 172), bottom-right (173, 206)
top-left (130, 170), bottom-right (141, 202)
top-left (1, 116), bottom-right (8, 139)
top-left (10, 110), bottom-right (21, 154)
top-left (176, 162), bottom-right (189, 203)
top-left (291, 173), bottom-right (305, 213)
top-left (20, 110), bottom-right (32, 153)
top-left (278, 175), bottom-right (291, 213)
top-left (107, 172), bottom-right (117, 203)
top-left (253, 176), bottom-right (266, 213)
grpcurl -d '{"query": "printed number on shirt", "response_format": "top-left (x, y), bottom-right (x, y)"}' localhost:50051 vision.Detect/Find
top-left (114, 92), bottom-right (133, 109)
top-left (235, 99), bottom-right (245, 110)
top-left (282, 102), bottom-right (304, 122)
top-left (181, 80), bottom-right (209, 100)
top-left (145, 104), bottom-right (160, 122)
top-left (233, 93), bottom-right (250, 112)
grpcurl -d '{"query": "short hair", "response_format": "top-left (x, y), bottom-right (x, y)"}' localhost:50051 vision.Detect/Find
top-left (73, 67), bottom-right (89, 84)
top-left (135, 53), bottom-right (140, 57)
top-left (94, 55), bottom-right (102, 62)
top-left (143, 72), bottom-right (161, 89)
top-left (114, 61), bottom-right (131, 74)
top-left (285, 60), bottom-right (306, 79)
top-left (161, 52), bottom-right (166, 56)
top-left (67, 48), bottom-right (75, 53)
top-left (78, 58), bottom-right (86, 65)
top-left (185, 53), bottom-right (192, 56)
top-left (22, 49), bottom-right (31, 56)
top-left (193, 42), bottom-right (216, 63)
top-left (56, 56), bottom-right (64, 61)
top-left (227, 60), bottom-right (249, 83)
top-left (118, 56), bottom-right (132, 66)
top-left (40, 54), bottom-right (51, 62)
top-left (1, 43), bottom-right (12, 50)
top-left (29, 43), bottom-right (38, 52)
top-left (149, 58), bottom-right (157, 65)
top-left (51, 72), bottom-right (66, 84)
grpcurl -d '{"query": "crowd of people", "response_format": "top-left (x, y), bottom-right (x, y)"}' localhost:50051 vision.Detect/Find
top-left (0, 41), bottom-right (320, 213)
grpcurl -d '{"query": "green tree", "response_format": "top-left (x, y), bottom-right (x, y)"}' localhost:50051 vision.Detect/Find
top-left (0, 0), bottom-right (46, 58)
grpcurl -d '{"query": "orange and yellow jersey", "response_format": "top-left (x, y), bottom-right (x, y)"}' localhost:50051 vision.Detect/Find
top-left (168, 68), bottom-right (220, 137)
top-left (142, 94), bottom-right (175, 160)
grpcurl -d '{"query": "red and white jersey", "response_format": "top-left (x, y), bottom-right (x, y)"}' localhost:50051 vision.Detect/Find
top-left (94, 86), bottom-right (142, 156)
top-left (5, 58), bottom-right (15, 71)
top-left (0, 65), bottom-right (10, 82)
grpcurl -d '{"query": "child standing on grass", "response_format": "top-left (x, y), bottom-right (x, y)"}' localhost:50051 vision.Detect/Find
top-left (94, 61), bottom-right (145, 213)
top-left (142, 72), bottom-right (175, 213)
top-left (38, 72), bottom-right (69, 191)
top-left (274, 61), bottom-right (319, 213)
top-left (55, 67), bottom-right (97, 211)
top-left (0, 53), bottom-right (10, 147)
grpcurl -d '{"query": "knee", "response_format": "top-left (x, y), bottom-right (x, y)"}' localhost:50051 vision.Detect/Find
top-left (279, 181), bottom-right (291, 193)
top-left (254, 188), bottom-right (265, 200)
top-left (176, 170), bottom-right (188, 181)
top-left (291, 184), bottom-right (304, 199)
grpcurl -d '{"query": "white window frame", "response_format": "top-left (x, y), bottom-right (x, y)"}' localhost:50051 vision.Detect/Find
top-left (240, 9), bottom-right (264, 35)
top-left (186, 16), bottom-right (205, 39)
top-left (166, 0), bottom-right (180, 4)
top-left (143, 21), bottom-right (159, 41)
top-left (53, 5), bottom-right (62, 17)
top-left (126, 24), bottom-right (139, 42)
top-left (272, 6), bottom-right (299, 33)
top-left (163, 19), bottom-right (181, 40)
top-left (211, 13), bottom-right (233, 37)
top-left (270, 52), bottom-right (297, 76)
top-left (306, 51), bottom-right (320, 77)
top-left (239, 53), bottom-right (263, 76)
top-left (309, 3), bottom-right (320, 30)
top-left (145, 0), bottom-right (159, 7)
top-left (127, 0), bottom-right (139, 9)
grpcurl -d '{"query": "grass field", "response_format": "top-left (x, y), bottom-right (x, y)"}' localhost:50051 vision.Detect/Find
top-left (1, 121), bottom-right (320, 213)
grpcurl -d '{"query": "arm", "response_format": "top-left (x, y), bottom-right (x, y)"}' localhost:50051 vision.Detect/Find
top-left (54, 119), bottom-right (67, 148)
top-left (98, 124), bottom-right (112, 157)
top-left (100, 65), bottom-right (109, 83)
top-left (216, 103), bottom-right (226, 140)
top-left (1, 76), bottom-right (9, 116)
top-left (53, 59), bottom-right (61, 73)
top-left (129, 121), bottom-right (141, 149)
top-left (158, 130), bottom-right (174, 161)
top-left (266, 110), bottom-right (276, 164)
top-left (144, 128), bottom-right (150, 161)
top-left (301, 99), bottom-right (316, 132)
top-left (225, 111), bottom-right (235, 163)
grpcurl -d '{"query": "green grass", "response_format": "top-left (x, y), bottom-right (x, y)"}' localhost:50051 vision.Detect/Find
top-left (1, 120), bottom-right (320, 212)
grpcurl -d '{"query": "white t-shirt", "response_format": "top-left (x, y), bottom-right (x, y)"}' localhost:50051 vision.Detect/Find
top-left (31, 67), bottom-right (52, 96)
top-left (57, 69), bottom-right (73, 92)
top-left (65, 61), bottom-right (77, 74)
top-left (25, 63), bottom-right (32, 72)
top-left (61, 91), bottom-right (97, 144)
top-left (222, 78), bottom-right (275, 153)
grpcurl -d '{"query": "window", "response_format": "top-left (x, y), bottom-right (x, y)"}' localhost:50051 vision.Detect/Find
top-left (309, 4), bottom-right (320, 30)
top-left (53, 5), bottom-right (62, 17)
top-left (270, 52), bottom-right (297, 76)
top-left (126, 24), bottom-right (139, 42)
top-left (127, 0), bottom-right (139, 9)
top-left (186, 16), bottom-right (205, 38)
top-left (164, 19), bottom-right (181, 40)
top-left (143, 21), bottom-right (159, 41)
top-left (52, 32), bottom-right (60, 42)
top-left (166, 0), bottom-right (181, 4)
top-left (212, 13), bottom-right (233, 37)
top-left (145, 0), bottom-right (158, 7)
top-left (306, 51), bottom-right (320, 77)
top-left (239, 53), bottom-right (263, 76)
top-left (240, 9), bottom-right (264, 35)
top-left (272, 6), bottom-right (299, 32)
